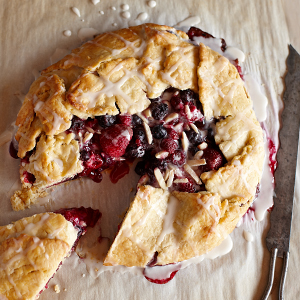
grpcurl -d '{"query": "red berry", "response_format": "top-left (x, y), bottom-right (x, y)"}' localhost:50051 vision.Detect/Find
top-left (23, 171), bottom-right (36, 184)
top-left (99, 124), bottom-right (133, 158)
top-left (160, 138), bottom-right (178, 153)
top-left (118, 114), bottom-right (132, 126)
top-left (166, 128), bottom-right (179, 140)
top-left (84, 152), bottom-right (103, 169)
top-left (169, 150), bottom-right (186, 166)
top-left (173, 177), bottom-right (196, 193)
top-left (202, 148), bottom-right (225, 171)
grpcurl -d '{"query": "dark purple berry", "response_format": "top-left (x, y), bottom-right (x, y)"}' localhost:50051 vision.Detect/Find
top-left (96, 115), bottom-right (116, 128)
top-left (9, 141), bottom-right (19, 159)
top-left (180, 89), bottom-right (197, 104)
top-left (80, 150), bottom-right (91, 161)
top-left (151, 103), bottom-right (169, 120)
top-left (135, 161), bottom-right (146, 175)
top-left (152, 125), bottom-right (167, 139)
top-left (133, 127), bottom-right (146, 142)
top-left (132, 115), bottom-right (143, 126)
top-left (186, 130), bottom-right (203, 145)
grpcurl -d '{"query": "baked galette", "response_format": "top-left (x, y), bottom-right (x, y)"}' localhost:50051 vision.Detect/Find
top-left (0, 207), bottom-right (101, 300)
top-left (10, 24), bottom-right (264, 275)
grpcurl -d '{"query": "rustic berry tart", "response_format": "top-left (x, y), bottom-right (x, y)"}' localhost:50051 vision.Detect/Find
top-left (0, 207), bottom-right (101, 300)
top-left (9, 23), bottom-right (264, 278)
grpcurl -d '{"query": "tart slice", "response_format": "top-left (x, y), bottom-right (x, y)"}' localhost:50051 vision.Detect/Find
top-left (0, 207), bottom-right (101, 300)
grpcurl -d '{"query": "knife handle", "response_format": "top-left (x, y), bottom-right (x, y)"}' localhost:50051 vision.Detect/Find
top-left (261, 248), bottom-right (289, 300)
top-left (279, 251), bottom-right (289, 300)
top-left (261, 248), bottom-right (278, 300)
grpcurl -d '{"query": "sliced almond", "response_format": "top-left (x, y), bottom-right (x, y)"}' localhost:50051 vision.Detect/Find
top-left (184, 164), bottom-right (202, 184)
top-left (190, 123), bottom-right (199, 133)
top-left (83, 132), bottom-right (93, 143)
top-left (185, 105), bottom-right (192, 120)
top-left (198, 142), bottom-right (208, 150)
top-left (194, 150), bottom-right (204, 160)
top-left (144, 108), bottom-right (152, 118)
top-left (173, 178), bottom-right (189, 183)
top-left (154, 168), bottom-right (167, 189)
top-left (187, 159), bottom-right (206, 167)
top-left (143, 121), bottom-right (153, 144)
top-left (155, 151), bottom-right (169, 159)
top-left (164, 168), bottom-right (171, 181)
top-left (166, 169), bottom-right (175, 187)
top-left (181, 132), bottom-right (189, 153)
top-left (164, 113), bottom-right (179, 123)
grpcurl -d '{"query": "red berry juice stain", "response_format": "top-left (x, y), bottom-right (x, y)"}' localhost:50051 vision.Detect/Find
top-left (110, 161), bottom-right (130, 183)
top-left (267, 137), bottom-right (277, 176)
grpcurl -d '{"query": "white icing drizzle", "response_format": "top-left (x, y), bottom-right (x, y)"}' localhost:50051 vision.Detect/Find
top-left (197, 195), bottom-right (220, 224)
top-left (244, 74), bottom-right (268, 122)
top-left (253, 133), bottom-right (274, 221)
top-left (243, 230), bottom-right (254, 242)
top-left (121, 11), bottom-right (131, 19)
top-left (136, 12), bottom-right (148, 22)
top-left (147, 0), bottom-right (157, 8)
top-left (156, 195), bottom-right (179, 244)
top-left (71, 7), bottom-right (81, 17)
top-left (63, 30), bottom-right (72, 37)
top-left (174, 16), bottom-right (201, 28)
top-left (121, 4), bottom-right (129, 10)
top-left (91, 0), bottom-right (100, 5)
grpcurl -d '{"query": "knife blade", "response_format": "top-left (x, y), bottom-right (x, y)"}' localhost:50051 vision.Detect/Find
top-left (262, 44), bottom-right (300, 300)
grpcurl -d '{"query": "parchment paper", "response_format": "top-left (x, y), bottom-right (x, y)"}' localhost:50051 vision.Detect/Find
top-left (0, 0), bottom-right (299, 299)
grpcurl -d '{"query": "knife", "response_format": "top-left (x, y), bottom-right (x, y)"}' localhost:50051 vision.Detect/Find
top-left (261, 45), bottom-right (300, 300)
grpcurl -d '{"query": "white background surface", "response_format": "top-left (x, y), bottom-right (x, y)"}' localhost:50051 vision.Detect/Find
top-left (0, 0), bottom-right (299, 299)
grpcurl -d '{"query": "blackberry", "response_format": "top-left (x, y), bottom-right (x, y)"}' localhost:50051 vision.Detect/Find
top-left (96, 115), bottom-right (116, 128)
top-left (80, 150), bottom-right (90, 161)
top-left (152, 125), bottom-right (167, 139)
top-left (180, 89), bottom-right (197, 104)
top-left (151, 103), bottom-right (169, 120)
top-left (133, 127), bottom-right (146, 142)
top-left (132, 115), bottom-right (143, 126)
top-left (186, 130), bottom-right (203, 145)
top-left (135, 161), bottom-right (146, 175)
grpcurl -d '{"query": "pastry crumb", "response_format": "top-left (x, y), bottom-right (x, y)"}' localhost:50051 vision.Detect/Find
top-left (54, 285), bottom-right (60, 293)
top-left (82, 273), bottom-right (86, 277)
top-left (64, 288), bottom-right (67, 292)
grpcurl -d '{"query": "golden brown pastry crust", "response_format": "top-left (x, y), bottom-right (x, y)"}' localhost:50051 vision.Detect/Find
top-left (0, 213), bottom-right (78, 300)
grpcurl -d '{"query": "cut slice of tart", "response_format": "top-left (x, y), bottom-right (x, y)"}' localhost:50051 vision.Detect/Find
top-left (0, 207), bottom-right (101, 300)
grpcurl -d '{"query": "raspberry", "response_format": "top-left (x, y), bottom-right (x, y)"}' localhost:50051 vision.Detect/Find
top-left (151, 103), bottom-right (169, 120)
top-left (152, 125), bottom-right (167, 139)
top-left (173, 177), bottom-right (196, 193)
top-left (169, 150), bottom-right (186, 166)
top-left (84, 152), bottom-right (103, 169)
top-left (118, 114), bottom-right (132, 126)
top-left (160, 138), bottom-right (178, 153)
top-left (166, 128), bottom-right (179, 140)
top-left (96, 115), bottom-right (116, 128)
top-left (99, 124), bottom-right (133, 158)
top-left (201, 148), bottom-right (225, 171)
